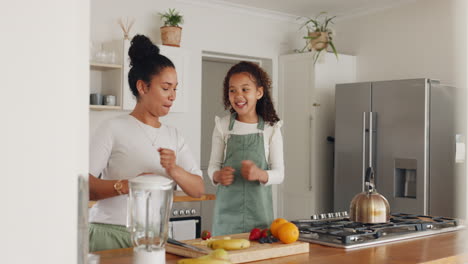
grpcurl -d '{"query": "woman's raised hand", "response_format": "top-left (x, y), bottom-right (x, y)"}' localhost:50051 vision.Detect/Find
top-left (158, 148), bottom-right (177, 173)
top-left (214, 167), bottom-right (235, 186)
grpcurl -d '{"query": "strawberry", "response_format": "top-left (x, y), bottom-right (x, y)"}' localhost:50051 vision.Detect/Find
top-left (249, 228), bottom-right (262, 241)
top-left (201, 230), bottom-right (211, 240)
top-left (260, 228), bottom-right (270, 238)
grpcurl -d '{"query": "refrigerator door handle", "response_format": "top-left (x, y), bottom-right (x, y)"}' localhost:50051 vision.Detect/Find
top-left (309, 114), bottom-right (314, 191)
top-left (369, 112), bottom-right (373, 168)
top-left (362, 112), bottom-right (367, 191)
top-left (369, 112), bottom-right (378, 171)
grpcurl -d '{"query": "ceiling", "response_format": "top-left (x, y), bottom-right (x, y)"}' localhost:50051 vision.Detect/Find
top-left (221, 0), bottom-right (417, 18)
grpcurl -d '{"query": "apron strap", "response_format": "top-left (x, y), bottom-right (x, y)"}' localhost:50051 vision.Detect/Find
top-left (228, 113), bottom-right (237, 131)
top-left (257, 116), bottom-right (265, 130)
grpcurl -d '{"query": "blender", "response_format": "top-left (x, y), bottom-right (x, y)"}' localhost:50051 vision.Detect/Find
top-left (127, 175), bottom-right (175, 264)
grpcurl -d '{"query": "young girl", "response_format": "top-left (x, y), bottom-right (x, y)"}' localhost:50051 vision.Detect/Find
top-left (208, 61), bottom-right (284, 236)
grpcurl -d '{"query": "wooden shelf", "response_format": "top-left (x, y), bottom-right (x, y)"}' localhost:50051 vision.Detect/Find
top-left (88, 192), bottom-right (215, 208)
top-left (89, 105), bottom-right (121, 111)
top-left (173, 191), bottom-right (216, 202)
top-left (90, 62), bottom-right (122, 70)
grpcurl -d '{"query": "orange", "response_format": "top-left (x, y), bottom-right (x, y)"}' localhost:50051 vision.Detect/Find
top-left (277, 222), bottom-right (299, 244)
top-left (270, 218), bottom-right (289, 238)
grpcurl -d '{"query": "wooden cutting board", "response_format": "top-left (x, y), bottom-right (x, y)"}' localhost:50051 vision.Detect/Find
top-left (166, 233), bottom-right (309, 263)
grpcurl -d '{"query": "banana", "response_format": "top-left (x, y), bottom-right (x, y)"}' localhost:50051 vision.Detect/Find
top-left (209, 249), bottom-right (229, 260)
top-left (196, 255), bottom-right (212, 260)
top-left (207, 239), bottom-right (250, 250)
top-left (176, 249), bottom-right (232, 264)
top-left (177, 259), bottom-right (231, 264)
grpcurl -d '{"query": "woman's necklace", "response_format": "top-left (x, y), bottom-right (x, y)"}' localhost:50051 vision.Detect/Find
top-left (134, 118), bottom-right (159, 147)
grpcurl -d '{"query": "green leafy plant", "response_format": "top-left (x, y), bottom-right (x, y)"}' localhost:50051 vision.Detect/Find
top-left (296, 12), bottom-right (338, 63)
top-left (159, 8), bottom-right (184, 27)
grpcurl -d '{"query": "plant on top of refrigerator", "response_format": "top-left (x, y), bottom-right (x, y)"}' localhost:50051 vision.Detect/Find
top-left (296, 12), bottom-right (338, 64)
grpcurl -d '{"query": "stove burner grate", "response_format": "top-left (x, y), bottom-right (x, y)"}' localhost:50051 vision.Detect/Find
top-left (292, 213), bottom-right (460, 246)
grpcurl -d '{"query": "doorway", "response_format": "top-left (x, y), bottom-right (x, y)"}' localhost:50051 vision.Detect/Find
top-left (200, 52), bottom-right (274, 231)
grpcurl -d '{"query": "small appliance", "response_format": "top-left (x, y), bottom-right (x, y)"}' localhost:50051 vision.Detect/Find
top-left (127, 175), bottom-right (174, 264)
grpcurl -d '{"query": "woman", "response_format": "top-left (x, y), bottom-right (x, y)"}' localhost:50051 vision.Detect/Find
top-left (88, 35), bottom-right (204, 252)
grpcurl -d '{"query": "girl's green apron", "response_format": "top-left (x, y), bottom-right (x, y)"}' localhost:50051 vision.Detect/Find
top-left (212, 114), bottom-right (273, 236)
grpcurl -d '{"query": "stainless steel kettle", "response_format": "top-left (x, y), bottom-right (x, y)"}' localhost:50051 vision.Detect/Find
top-left (349, 167), bottom-right (390, 223)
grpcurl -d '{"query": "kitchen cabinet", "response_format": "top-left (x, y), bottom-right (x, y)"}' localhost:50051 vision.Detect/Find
top-left (278, 52), bottom-right (356, 220)
top-left (90, 39), bottom-right (189, 112)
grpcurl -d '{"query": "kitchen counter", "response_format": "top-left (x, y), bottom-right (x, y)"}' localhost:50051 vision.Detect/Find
top-left (172, 190), bottom-right (216, 202)
top-left (88, 191), bottom-right (215, 207)
top-left (94, 228), bottom-right (468, 264)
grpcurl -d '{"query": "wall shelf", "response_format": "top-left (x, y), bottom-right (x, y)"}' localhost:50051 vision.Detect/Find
top-left (89, 105), bottom-right (121, 111)
top-left (90, 40), bottom-right (189, 112)
top-left (90, 62), bottom-right (122, 70)
top-left (89, 40), bottom-right (125, 110)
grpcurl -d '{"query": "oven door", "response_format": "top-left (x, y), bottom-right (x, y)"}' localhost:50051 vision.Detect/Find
top-left (169, 216), bottom-right (201, 241)
top-left (169, 201), bottom-right (202, 240)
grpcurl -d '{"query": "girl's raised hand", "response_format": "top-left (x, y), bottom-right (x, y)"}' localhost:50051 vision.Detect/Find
top-left (214, 166), bottom-right (235, 186)
top-left (241, 160), bottom-right (260, 181)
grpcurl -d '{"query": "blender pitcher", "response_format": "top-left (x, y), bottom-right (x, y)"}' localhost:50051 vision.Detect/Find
top-left (127, 175), bottom-right (175, 264)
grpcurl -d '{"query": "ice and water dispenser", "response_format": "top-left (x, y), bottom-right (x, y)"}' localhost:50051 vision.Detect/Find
top-left (395, 158), bottom-right (417, 198)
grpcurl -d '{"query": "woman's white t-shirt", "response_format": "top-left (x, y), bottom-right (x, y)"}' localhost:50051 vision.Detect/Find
top-left (89, 114), bottom-right (202, 226)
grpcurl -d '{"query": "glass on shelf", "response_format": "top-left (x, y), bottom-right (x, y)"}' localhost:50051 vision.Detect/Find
top-left (93, 50), bottom-right (116, 64)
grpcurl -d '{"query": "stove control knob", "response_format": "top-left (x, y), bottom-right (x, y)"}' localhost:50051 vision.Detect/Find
top-left (191, 209), bottom-right (197, 215)
top-left (173, 210), bottom-right (179, 216)
top-left (320, 214), bottom-right (327, 219)
top-left (342, 211), bottom-right (349, 217)
top-left (336, 212), bottom-right (342, 217)
top-left (312, 215), bottom-right (319, 220)
top-left (185, 209), bottom-right (191, 215)
top-left (179, 209), bottom-right (185, 216)
top-left (327, 213), bottom-right (334, 218)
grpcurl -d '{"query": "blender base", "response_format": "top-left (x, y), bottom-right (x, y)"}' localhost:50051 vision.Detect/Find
top-left (133, 247), bottom-right (165, 264)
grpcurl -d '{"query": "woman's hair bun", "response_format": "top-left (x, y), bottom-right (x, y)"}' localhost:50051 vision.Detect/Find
top-left (128, 34), bottom-right (160, 67)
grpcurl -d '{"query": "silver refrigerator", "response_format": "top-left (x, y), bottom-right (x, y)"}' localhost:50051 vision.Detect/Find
top-left (333, 79), bottom-right (456, 217)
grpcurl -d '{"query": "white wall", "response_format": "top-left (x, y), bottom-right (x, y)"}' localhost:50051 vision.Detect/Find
top-left (0, 0), bottom-right (89, 263)
top-left (333, 0), bottom-right (468, 218)
top-left (89, 0), bottom-right (300, 165)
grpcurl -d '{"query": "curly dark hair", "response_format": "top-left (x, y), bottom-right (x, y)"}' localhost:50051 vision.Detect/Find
top-left (223, 61), bottom-right (280, 126)
top-left (127, 35), bottom-right (175, 99)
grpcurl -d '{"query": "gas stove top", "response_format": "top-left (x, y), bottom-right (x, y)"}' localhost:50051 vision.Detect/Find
top-left (291, 212), bottom-right (464, 249)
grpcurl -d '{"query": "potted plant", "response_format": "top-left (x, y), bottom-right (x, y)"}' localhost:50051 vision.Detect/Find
top-left (159, 8), bottom-right (184, 47)
top-left (298, 12), bottom-right (338, 63)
